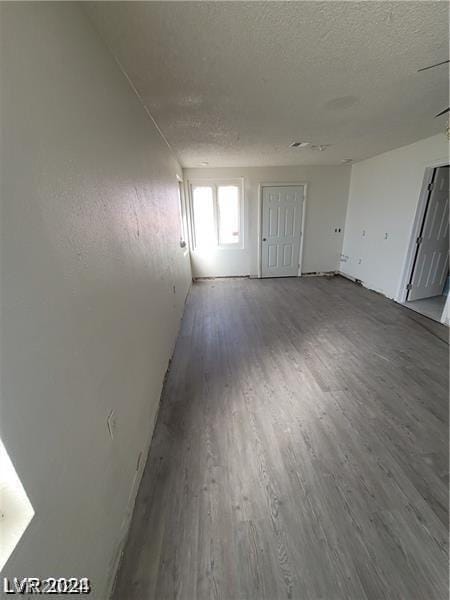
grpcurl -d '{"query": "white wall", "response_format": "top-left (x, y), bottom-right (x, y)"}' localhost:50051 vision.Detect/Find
top-left (340, 134), bottom-right (448, 299)
top-left (184, 166), bottom-right (351, 278)
top-left (0, 3), bottom-right (191, 597)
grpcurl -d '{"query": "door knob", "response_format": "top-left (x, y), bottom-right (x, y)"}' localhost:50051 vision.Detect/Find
top-left (262, 237), bottom-right (267, 241)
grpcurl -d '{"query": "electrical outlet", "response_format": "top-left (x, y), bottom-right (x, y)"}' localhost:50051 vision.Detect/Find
top-left (107, 410), bottom-right (117, 440)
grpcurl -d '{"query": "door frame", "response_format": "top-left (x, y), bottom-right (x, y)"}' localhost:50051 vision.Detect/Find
top-left (257, 183), bottom-right (307, 278)
top-left (397, 161), bottom-right (449, 305)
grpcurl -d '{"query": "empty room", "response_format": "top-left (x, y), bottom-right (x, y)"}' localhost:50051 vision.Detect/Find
top-left (1, 2), bottom-right (449, 599)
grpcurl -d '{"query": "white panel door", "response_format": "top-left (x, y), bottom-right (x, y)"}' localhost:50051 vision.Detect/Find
top-left (261, 186), bottom-right (303, 277)
top-left (408, 166), bottom-right (449, 301)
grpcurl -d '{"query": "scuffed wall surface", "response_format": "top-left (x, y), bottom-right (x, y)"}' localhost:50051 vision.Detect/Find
top-left (0, 3), bottom-right (191, 597)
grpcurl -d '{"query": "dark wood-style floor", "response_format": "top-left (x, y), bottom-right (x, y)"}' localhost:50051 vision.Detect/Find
top-left (113, 276), bottom-right (449, 600)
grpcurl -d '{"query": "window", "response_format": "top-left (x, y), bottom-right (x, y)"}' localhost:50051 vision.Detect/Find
top-left (218, 186), bottom-right (240, 245)
top-left (192, 186), bottom-right (216, 248)
top-left (177, 181), bottom-right (188, 249)
top-left (190, 181), bottom-right (242, 249)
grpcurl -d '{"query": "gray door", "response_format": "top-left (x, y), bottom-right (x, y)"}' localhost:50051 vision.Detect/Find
top-left (408, 166), bottom-right (449, 301)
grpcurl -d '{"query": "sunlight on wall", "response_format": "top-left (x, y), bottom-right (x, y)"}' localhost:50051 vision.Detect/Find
top-left (0, 438), bottom-right (34, 570)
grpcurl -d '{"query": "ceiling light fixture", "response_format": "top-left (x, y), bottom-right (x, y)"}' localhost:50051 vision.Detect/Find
top-left (200, 161), bottom-right (209, 166)
top-left (341, 158), bottom-right (353, 164)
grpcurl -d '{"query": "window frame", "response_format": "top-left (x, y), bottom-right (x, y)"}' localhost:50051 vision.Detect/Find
top-left (176, 176), bottom-right (189, 253)
top-left (188, 179), bottom-right (244, 251)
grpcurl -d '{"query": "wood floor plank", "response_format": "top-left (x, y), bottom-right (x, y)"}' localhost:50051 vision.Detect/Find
top-left (113, 276), bottom-right (449, 600)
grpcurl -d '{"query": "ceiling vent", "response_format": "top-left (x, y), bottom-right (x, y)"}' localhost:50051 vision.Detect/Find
top-left (289, 141), bottom-right (310, 148)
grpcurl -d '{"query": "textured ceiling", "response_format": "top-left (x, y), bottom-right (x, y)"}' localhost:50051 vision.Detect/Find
top-left (86, 2), bottom-right (449, 167)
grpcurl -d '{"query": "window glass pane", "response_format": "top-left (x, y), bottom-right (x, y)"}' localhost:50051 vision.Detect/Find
top-left (192, 186), bottom-right (216, 248)
top-left (218, 186), bottom-right (240, 245)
